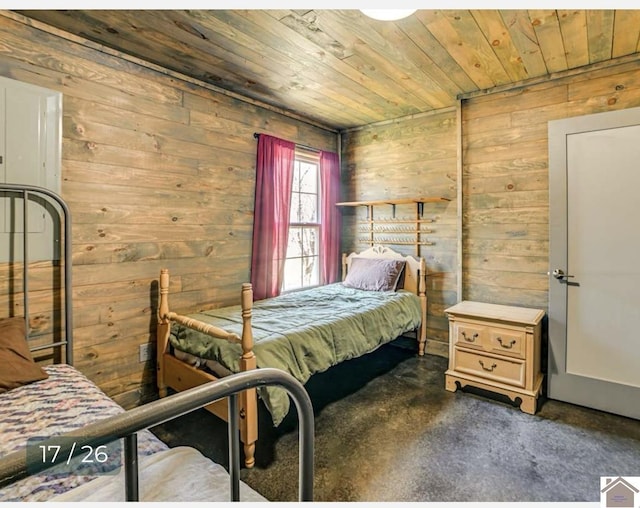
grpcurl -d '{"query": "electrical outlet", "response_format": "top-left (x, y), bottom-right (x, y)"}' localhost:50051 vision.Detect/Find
top-left (139, 343), bottom-right (153, 363)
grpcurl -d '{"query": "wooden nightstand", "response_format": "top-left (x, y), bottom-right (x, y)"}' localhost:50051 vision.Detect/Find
top-left (444, 301), bottom-right (545, 414)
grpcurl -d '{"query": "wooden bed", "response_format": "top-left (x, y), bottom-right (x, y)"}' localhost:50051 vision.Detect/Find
top-left (0, 184), bottom-right (314, 501)
top-left (157, 245), bottom-right (428, 468)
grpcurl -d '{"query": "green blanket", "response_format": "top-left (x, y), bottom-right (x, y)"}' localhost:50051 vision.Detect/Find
top-left (169, 283), bottom-right (422, 426)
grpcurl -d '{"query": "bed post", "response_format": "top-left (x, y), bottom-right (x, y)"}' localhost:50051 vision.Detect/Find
top-left (239, 283), bottom-right (258, 468)
top-left (157, 269), bottom-right (171, 398)
top-left (418, 258), bottom-right (427, 356)
top-left (341, 252), bottom-right (348, 281)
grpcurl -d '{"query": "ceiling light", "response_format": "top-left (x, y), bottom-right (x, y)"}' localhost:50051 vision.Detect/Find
top-left (360, 10), bottom-right (417, 21)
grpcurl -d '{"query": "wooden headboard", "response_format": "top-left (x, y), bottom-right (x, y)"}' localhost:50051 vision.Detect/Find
top-left (341, 245), bottom-right (427, 296)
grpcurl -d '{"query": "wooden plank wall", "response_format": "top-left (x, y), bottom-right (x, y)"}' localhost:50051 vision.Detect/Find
top-left (341, 58), bottom-right (640, 356)
top-left (340, 111), bottom-right (458, 356)
top-left (0, 14), bottom-right (337, 408)
top-left (4, 12), bottom-right (640, 404)
top-left (462, 60), bottom-right (640, 311)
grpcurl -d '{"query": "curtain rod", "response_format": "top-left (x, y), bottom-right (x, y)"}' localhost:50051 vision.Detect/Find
top-left (253, 132), bottom-right (321, 153)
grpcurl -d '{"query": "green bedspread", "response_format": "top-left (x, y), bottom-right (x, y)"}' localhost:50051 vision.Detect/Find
top-left (169, 283), bottom-right (422, 426)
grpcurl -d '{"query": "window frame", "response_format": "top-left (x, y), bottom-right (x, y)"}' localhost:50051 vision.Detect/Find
top-left (281, 148), bottom-right (322, 293)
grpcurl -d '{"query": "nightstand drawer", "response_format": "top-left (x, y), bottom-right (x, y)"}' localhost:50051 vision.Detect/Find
top-left (453, 348), bottom-right (526, 388)
top-left (453, 323), bottom-right (485, 350)
top-left (487, 328), bottom-right (526, 358)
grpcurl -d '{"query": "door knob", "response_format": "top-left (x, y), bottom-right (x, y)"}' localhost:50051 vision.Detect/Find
top-left (552, 269), bottom-right (574, 280)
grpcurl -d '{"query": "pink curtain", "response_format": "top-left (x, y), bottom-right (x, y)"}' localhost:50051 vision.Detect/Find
top-left (320, 150), bottom-right (342, 285)
top-left (250, 134), bottom-right (295, 300)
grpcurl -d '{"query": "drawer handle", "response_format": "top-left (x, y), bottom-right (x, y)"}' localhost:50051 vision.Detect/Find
top-left (479, 360), bottom-right (497, 372)
top-left (497, 337), bottom-right (516, 349)
top-left (461, 331), bottom-right (479, 342)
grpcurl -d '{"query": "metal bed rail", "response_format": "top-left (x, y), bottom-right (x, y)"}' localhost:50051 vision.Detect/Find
top-left (0, 183), bottom-right (73, 364)
top-left (0, 368), bottom-right (315, 502)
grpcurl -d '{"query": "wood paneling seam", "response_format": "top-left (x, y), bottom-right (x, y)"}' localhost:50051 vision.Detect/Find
top-left (342, 106), bottom-right (457, 133)
top-left (456, 99), bottom-right (463, 303)
top-left (457, 51), bottom-right (640, 101)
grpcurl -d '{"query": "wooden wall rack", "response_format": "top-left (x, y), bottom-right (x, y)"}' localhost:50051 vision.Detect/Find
top-left (336, 197), bottom-right (451, 257)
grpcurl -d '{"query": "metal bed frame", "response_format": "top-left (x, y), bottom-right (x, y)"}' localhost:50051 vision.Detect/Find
top-left (0, 183), bottom-right (73, 363)
top-left (0, 184), bottom-right (315, 501)
top-left (0, 367), bottom-right (315, 501)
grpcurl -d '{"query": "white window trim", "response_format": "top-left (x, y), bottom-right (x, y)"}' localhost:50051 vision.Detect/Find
top-left (281, 148), bottom-right (322, 292)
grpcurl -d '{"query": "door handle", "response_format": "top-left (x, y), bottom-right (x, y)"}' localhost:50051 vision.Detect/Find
top-left (550, 269), bottom-right (580, 286)
top-left (552, 268), bottom-right (574, 280)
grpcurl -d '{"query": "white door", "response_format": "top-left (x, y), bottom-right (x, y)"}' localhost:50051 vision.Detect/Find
top-left (0, 76), bottom-right (61, 262)
top-left (548, 107), bottom-right (640, 419)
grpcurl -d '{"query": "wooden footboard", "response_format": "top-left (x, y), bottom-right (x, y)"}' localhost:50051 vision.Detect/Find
top-left (157, 269), bottom-right (258, 468)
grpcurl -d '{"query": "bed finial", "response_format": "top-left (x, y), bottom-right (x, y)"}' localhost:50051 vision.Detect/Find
top-left (341, 253), bottom-right (348, 281)
top-left (240, 283), bottom-right (254, 357)
top-left (159, 269), bottom-right (170, 323)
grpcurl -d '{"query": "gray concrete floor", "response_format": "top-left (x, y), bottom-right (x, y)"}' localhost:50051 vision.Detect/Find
top-left (151, 340), bottom-right (640, 502)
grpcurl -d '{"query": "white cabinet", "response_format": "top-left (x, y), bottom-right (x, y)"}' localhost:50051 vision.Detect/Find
top-left (0, 76), bottom-right (61, 261)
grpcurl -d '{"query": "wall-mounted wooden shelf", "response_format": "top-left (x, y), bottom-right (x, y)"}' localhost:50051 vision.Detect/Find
top-left (337, 196), bottom-right (451, 257)
top-left (336, 197), bottom-right (451, 206)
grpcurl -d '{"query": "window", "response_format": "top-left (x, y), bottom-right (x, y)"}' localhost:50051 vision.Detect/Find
top-left (282, 150), bottom-right (320, 291)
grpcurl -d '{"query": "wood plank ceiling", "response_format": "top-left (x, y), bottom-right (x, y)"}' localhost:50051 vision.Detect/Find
top-left (16, 9), bottom-right (640, 130)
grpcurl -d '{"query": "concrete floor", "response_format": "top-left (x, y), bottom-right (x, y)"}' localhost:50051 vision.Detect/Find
top-left (151, 340), bottom-right (640, 502)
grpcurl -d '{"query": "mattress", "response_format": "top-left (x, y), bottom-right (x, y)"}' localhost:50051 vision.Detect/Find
top-left (0, 364), bottom-right (167, 502)
top-left (49, 445), bottom-right (267, 502)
